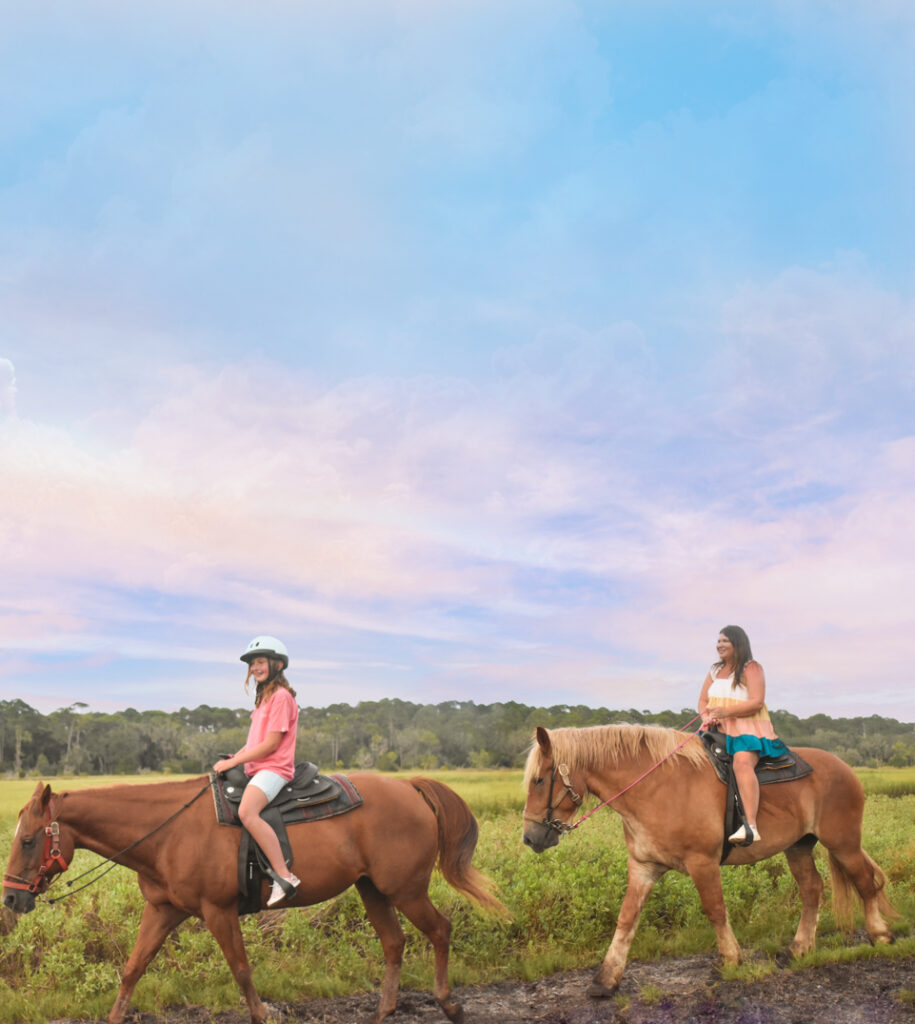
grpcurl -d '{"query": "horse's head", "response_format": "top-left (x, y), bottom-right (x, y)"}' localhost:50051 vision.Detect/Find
top-left (522, 726), bottom-right (584, 854)
top-left (2, 782), bottom-right (71, 914)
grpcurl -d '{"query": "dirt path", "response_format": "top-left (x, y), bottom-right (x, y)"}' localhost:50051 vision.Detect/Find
top-left (88, 953), bottom-right (913, 1024)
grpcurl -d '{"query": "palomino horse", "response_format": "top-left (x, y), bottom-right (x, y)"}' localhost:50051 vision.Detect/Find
top-left (3, 774), bottom-right (505, 1024)
top-left (522, 724), bottom-right (898, 997)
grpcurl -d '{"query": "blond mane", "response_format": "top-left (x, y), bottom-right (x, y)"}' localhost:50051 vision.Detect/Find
top-left (523, 723), bottom-right (707, 788)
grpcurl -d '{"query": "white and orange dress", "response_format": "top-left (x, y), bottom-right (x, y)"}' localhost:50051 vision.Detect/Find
top-left (706, 664), bottom-right (789, 758)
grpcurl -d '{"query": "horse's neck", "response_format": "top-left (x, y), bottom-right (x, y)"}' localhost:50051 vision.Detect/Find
top-left (61, 780), bottom-right (205, 863)
top-left (582, 743), bottom-right (677, 808)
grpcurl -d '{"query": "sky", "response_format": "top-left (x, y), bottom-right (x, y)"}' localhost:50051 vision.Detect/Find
top-left (1, 1), bottom-right (914, 721)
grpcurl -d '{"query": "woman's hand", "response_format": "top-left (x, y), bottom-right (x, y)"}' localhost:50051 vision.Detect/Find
top-left (213, 757), bottom-right (237, 774)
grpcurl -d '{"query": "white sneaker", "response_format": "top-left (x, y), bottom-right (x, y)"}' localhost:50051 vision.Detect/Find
top-left (267, 873), bottom-right (300, 907)
top-left (728, 824), bottom-right (761, 844)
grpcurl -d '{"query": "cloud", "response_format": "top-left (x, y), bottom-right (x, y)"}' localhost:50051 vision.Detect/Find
top-left (1, 3), bottom-right (913, 718)
top-left (2, 256), bottom-right (915, 720)
top-left (0, 358), bottom-right (15, 415)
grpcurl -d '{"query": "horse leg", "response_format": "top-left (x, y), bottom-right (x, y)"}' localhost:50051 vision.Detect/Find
top-left (684, 856), bottom-right (741, 966)
top-left (589, 857), bottom-right (665, 998)
top-left (784, 837), bottom-right (823, 956)
top-left (107, 901), bottom-right (188, 1024)
top-left (395, 892), bottom-right (462, 1024)
top-left (201, 903), bottom-right (268, 1024)
top-left (356, 877), bottom-right (406, 1024)
top-left (827, 846), bottom-right (894, 945)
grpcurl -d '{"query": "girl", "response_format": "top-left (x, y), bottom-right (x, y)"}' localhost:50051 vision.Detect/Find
top-left (213, 635), bottom-right (300, 906)
top-left (698, 625), bottom-right (789, 844)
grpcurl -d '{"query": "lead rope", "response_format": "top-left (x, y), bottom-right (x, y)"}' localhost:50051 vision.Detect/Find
top-left (44, 780), bottom-right (212, 904)
top-left (565, 713), bottom-right (705, 832)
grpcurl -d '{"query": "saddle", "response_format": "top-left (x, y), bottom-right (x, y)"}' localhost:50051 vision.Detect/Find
top-left (209, 761), bottom-right (363, 915)
top-left (699, 729), bottom-right (813, 863)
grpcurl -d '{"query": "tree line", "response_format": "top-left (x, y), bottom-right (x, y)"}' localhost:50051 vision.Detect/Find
top-left (1, 698), bottom-right (913, 778)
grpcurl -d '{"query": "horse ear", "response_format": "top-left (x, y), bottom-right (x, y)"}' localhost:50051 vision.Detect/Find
top-left (31, 782), bottom-right (51, 809)
top-left (535, 726), bottom-right (552, 758)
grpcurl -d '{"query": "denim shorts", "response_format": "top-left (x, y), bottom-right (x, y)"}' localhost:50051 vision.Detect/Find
top-left (246, 769), bottom-right (289, 801)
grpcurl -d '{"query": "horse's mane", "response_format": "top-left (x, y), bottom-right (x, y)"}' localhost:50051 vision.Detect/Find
top-left (523, 723), bottom-right (706, 788)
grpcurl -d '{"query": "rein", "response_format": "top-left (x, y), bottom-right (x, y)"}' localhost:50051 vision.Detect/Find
top-left (535, 714), bottom-right (705, 835)
top-left (3, 780), bottom-right (212, 904)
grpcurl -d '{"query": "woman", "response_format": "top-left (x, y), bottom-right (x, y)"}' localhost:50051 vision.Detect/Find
top-left (698, 625), bottom-right (789, 844)
top-left (213, 635), bottom-right (300, 907)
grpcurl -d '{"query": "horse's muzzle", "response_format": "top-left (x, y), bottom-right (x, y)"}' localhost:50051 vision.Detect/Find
top-left (2, 887), bottom-right (35, 914)
top-left (522, 822), bottom-right (560, 853)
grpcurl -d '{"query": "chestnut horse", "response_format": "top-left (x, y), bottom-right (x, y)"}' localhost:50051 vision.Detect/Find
top-left (522, 724), bottom-right (898, 997)
top-left (3, 774), bottom-right (505, 1024)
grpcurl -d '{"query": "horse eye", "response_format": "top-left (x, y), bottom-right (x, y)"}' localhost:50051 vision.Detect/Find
top-left (534, 777), bottom-right (544, 786)
top-left (20, 835), bottom-right (35, 849)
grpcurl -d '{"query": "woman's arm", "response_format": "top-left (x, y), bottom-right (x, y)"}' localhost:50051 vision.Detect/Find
top-left (213, 731), bottom-right (282, 774)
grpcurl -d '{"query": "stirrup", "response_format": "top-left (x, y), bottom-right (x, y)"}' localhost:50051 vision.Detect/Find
top-left (728, 824), bottom-right (760, 845)
top-left (266, 872), bottom-right (300, 907)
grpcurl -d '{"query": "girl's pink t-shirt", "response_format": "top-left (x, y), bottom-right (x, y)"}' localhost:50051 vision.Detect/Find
top-left (244, 687), bottom-right (299, 780)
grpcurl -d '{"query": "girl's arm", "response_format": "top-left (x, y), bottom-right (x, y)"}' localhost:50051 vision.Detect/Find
top-left (213, 732), bottom-right (282, 774)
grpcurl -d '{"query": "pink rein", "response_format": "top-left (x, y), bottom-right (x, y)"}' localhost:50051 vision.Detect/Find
top-left (565, 713), bottom-right (705, 831)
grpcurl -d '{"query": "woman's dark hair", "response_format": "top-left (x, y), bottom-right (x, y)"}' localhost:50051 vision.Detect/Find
top-left (714, 624), bottom-right (753, 691)
top-left (246, 656), bottom-right (297, 705)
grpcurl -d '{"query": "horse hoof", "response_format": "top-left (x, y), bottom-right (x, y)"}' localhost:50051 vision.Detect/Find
top-left (443, 1004), bottom-right (464, 1024)
top-left (588, 980), bottom-right (617, 1000)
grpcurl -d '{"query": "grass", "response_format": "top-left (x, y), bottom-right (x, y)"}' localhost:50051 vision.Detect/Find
top-left (854, 766), bottom-right (915, 798)
top-left (1, 768), bottom-right (912, 1022)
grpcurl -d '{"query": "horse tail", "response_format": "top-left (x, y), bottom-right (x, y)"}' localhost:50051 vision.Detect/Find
top-left (827, 849), bottom-right (899, 933)
top-left (409, 777), bottom-right (508, 918)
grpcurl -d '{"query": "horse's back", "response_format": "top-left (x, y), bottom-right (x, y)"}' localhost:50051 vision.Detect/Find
top-left (281, 772), bottom-right (440, 898)
top-left (789, 746), bottom-right (864, 796)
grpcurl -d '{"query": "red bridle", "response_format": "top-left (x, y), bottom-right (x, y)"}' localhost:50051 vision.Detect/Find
top-left (3, 802), bottom-right (70, 895)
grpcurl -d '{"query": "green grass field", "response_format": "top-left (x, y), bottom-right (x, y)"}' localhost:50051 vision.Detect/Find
top-left (1, 768), bottom-right (912, 1023)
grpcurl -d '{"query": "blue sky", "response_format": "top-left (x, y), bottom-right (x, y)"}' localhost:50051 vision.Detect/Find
top-left (1, 1), bottom-right (914, 720)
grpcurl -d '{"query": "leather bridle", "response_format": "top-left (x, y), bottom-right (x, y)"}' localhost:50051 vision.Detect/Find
top-left (523, 761), bottom-right (583, 835)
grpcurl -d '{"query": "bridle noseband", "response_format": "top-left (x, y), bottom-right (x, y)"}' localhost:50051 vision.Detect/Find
top-left (3, 801), bottom-right (69, 895)
top-left (524, 761), bottom-right (583, 835)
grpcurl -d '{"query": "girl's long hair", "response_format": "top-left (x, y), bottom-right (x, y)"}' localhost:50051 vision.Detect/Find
top-left (713, 624), bottom-right (754, 691)
top-left (244, 657), bottom-right (297, 706)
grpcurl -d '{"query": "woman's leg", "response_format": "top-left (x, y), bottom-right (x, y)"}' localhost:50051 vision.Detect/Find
top-left (237, 785), bottom-right (292, 879)
top-left (732, 750), bottom-right (760, 828)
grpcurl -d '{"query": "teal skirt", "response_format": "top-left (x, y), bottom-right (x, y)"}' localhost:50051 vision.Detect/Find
top-left (725, 734), bottom-right (789, 758)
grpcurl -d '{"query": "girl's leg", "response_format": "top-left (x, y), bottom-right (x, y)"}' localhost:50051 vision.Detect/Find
top-left (732, 750), bottom-right (761, 827)
top-left (237, 785), bottom-right (292, 879)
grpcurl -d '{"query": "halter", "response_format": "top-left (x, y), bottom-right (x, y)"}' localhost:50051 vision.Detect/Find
top-left (523, 761), bottom-right (583, 836)
top-left (3, 800), bottom-right (69, 895)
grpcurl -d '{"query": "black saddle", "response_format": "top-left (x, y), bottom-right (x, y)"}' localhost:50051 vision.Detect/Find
top-left (699, 729), bottom-right (813, 862)
top-left (209, 761), bottom-right (363, 915)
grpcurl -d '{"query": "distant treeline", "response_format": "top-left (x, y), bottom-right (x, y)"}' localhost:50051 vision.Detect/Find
top-left (2, 697), bottom-right (914, 777)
